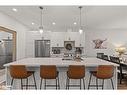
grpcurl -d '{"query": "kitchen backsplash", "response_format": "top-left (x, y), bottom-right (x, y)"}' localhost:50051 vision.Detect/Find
top-left (52, 47), bottom-right (84, 54)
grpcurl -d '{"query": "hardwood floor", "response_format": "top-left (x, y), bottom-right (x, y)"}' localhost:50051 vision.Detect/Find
top-left (0, 80), bottom-right (127, 90)
top-left (118, 79), bottom-right (127, 89)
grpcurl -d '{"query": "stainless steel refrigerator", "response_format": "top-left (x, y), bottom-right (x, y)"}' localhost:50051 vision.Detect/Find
top-left (0, 39), bottom-right (13, 69)
top-left (35, 40), bottom-right (50, 57)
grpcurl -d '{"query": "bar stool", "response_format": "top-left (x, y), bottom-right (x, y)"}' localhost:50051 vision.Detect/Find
top-left (10, 65), bottom-right (37, 89)
top-left (66, 65), bottom-right (85, 89)
top-left (88, 65), bottom-right (114, 90)
top-left (40, 65), bottom-right (60, 89)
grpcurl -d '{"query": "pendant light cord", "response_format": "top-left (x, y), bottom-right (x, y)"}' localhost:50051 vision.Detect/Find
top-left (39, 6), bottom-right (43, 27)
top-left (79, 6), bottom-right (82, 29)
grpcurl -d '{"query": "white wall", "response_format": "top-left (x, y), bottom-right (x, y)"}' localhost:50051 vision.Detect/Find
top-left (0, 12), bottom-right (29, 60)
top-left (85, 28), bottom-right (127, 57)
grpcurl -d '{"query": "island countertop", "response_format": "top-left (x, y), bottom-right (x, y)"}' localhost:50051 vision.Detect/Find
top-left (4, 57), bottom-right (118, 67)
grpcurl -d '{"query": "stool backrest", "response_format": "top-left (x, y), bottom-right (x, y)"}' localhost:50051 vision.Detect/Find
top-left (109, 56), bottom-right (120, 64)
top-left (40, 65), bottom-right (57, 79)
top-left (97, 65), bottom-right (114, 79)
top-left (10, 65), bottom-right (27, 78)
top-left (67, 65), bottom-right (85, 79)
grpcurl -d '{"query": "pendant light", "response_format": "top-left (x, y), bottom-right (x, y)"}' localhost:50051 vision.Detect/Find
top-left (79, 6), bottom-right (83, 34)
top-left (39, 6), bottom-right (43, 34)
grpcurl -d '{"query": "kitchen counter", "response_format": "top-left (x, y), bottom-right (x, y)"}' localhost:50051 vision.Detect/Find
top-left (4, 57), bottom-right (118, 67)
top-left (4, 57), bottom-right (118, 90)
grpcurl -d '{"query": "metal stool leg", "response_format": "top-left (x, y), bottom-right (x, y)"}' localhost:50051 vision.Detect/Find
top-left (110, 78), bottom-right (114, 89)
top-left (83, 78), bottom-right (85, 89)
top-left (68, 78), bottom-right (70, 89)
top-left (88, 73), bottom-right (92, 89)
top-left (40, 78), bottom-right (42, 89)
top-left (21, 79), bottom-right (23, 90)
top-left (102, 79), bottom-right (104, 89)
top-left (44, 79), bottom-right (46, 89)
top-left (96, 78), bottom-right (98, 89)
top-left (58, 77), bottom-right (60, 89)
top-left (66, 77), bottom-right (68, 89)
top-left (33, 73), bottom-right (37, 89)
top-left (11, 78), bottom-right (14, 86)
top-left (26, 78), bottom-right (28, 89)
top-left (80, 79), bottom-right (81, 89)
top-left (119, 65), bottom-right (122, 84)
top-left (56, 78), bottom-right (57, 89)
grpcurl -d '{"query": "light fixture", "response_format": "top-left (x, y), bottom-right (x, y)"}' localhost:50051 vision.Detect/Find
top-left (12, 8), bottom-right (17, 12)
top-left (79, 6), bottom-right (83, 34)
top-left (52, 22), bottom-right (56, 25)
top-left (39, 6), bottom-right (44, 34)
top-left (74, 22), bottom-right (77, 25)
top-left (31, 22), bottom-right (35, 25)
top-left (115, 47), bottom-right (126, 57)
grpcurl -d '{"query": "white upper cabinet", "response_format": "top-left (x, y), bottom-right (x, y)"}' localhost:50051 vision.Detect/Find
top-left (50, 32), bottom-right (85, 47)
top-left (51, 32), bottom-right (64, 47)
top-left (64, 32), bottom-right (84, 47)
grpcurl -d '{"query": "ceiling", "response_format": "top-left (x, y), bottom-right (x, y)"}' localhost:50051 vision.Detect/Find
top-left (0, 6), bottom-right (127, 32)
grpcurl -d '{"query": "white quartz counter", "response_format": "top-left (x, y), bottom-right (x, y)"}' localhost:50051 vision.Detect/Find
top-left (4, 57), bottom-right (118, 67)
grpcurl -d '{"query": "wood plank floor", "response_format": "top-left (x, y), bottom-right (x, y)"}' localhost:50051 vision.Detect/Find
top-left (118, 79), bottom-right (127, 89)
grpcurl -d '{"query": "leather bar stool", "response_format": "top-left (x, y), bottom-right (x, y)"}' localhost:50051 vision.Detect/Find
top-left (10, 65), bottom-right (37, 89)
top-left (40, 65), bottom-right (60, 89)
top-left (88, 65), bottom-right (114, 90)
top-left (66, 65), bottom-right (85, 89)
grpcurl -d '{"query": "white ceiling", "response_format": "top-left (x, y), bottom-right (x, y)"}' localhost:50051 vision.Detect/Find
top-left (0, 6), bottom-right (127, 32)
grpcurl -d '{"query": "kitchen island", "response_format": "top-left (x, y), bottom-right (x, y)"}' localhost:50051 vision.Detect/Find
top-left (4, 57), bottom-right (118, 90)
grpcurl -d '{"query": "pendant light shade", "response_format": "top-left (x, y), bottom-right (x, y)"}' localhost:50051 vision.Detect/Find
top-left (39, 26), bottom-right (43, 34)
top-left (39, 6), bottom-right (43, 34)
top-left (79, 29), bottom-right (83, 34)
top-left (79, 6), bottom-right (83, 34)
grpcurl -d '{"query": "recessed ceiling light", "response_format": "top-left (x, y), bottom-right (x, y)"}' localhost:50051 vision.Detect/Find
top-left (12, 8), bottom-right (18, 12)
top-left (52, 22), bottom-right (56, 25)
top-left (74, 22), bottom-right (77, 25)
top-left (31, 22), bottom-right (35, 25)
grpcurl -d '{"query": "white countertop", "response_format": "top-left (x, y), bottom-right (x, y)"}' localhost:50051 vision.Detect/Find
top-left (4, 57), bottom-right (118, 67)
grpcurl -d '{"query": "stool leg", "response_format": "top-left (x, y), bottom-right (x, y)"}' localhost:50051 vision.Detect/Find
top-left (33, 73), bottom-right (37, 89)
top-left (58, 77), bottom-right (60, 89)
top-left (68, 78), bottom-right (70, 89)
top-left (96, 78), bottom-right (98, 90)
top-left (56, 78), bottom-right (57, 90)
top-left (88, 73), bottom-right (92, 89)
top-left (21, 79), bottom-right (23, 90)
top-left (110, 78), bottom-right (114, 89)
top-left (66, 77), bottom-right (68, 89)
top-left (26, 78), bottom-right (28, 89)
top-left (40, 78), bottom-right (42, 89)
top-left (102, 79), bottom-right (104, 90)
top-left (119, 65), bottom-right (122, 84)
top-left (44, 79), bottom-right (46, 89)
top-left (11, 78), bottom-right (14, 86)
top-left (80, 79), bottom-right (81, 90)
top-left (83, 78), bottom-right (85, 89)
